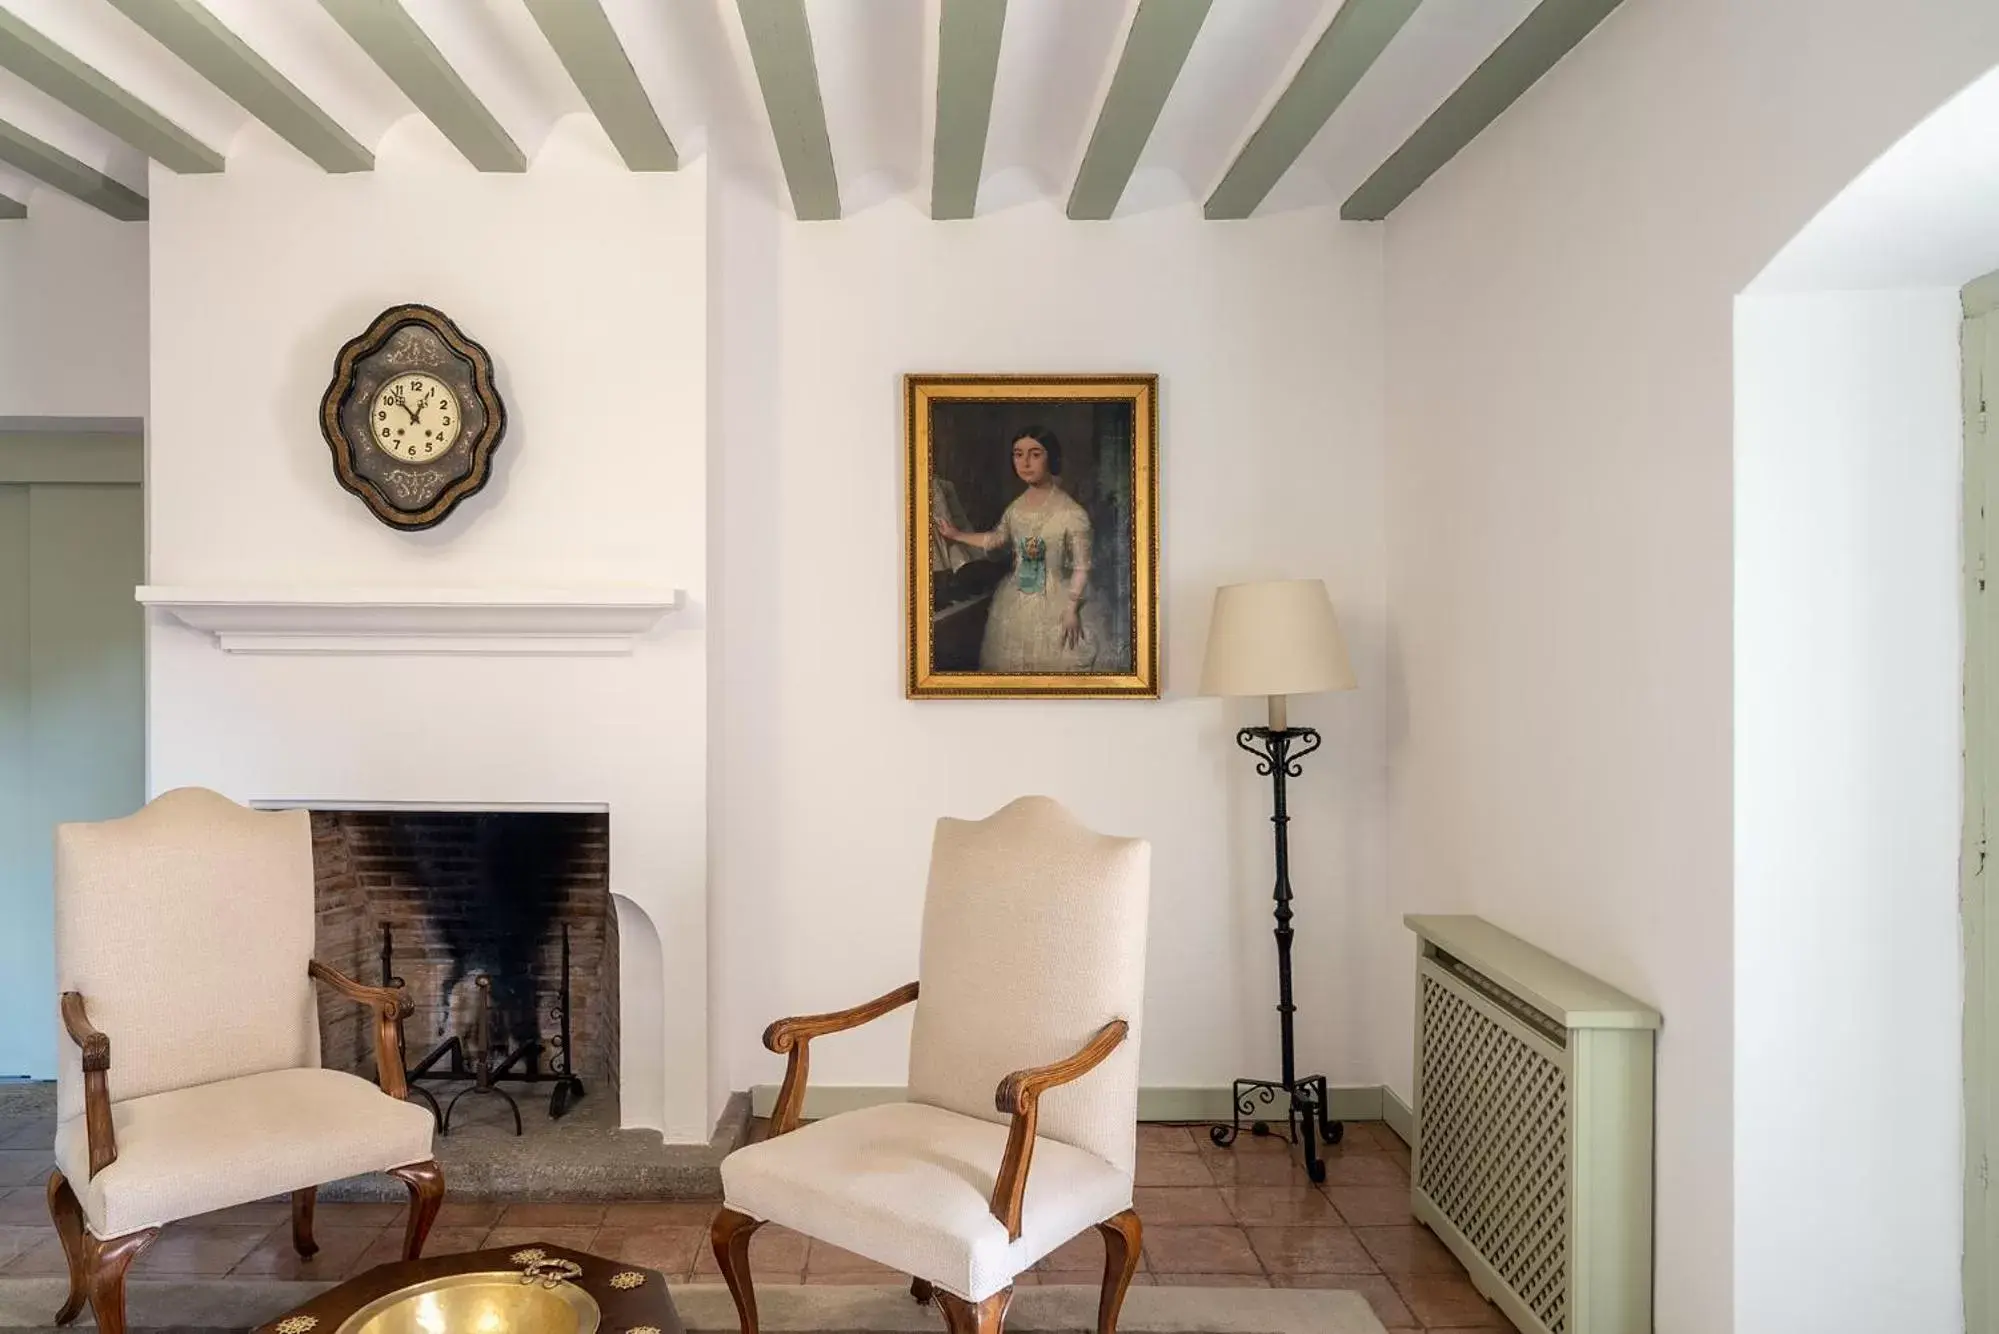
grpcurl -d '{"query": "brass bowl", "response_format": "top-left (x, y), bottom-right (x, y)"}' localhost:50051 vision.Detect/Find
top-left (334, 1271), bottom-right (601, 1334)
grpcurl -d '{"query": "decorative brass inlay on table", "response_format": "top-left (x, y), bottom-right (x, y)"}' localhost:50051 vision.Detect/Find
top-left (627, 1326), bottom-right (662, 1333)
top-left (510, 1248), bottom-right (548, 1264)
top-left (275, 1317), bottom-right (319, 1334)
top-left (609, 1272), bottom-right (646, 1290)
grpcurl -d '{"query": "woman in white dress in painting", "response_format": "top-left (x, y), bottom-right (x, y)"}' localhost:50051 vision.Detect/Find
top-left (936, 427), bottom-right (1103, 673)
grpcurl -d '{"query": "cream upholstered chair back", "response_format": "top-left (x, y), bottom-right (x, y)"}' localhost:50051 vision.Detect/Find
top-left (905, 796), bottom-right (1150, 1175)
top-left (53, 788), bottom-right (320, 1124)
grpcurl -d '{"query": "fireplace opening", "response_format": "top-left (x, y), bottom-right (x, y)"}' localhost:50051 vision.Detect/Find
top-left (310, 809), bottom-right (616, 1133)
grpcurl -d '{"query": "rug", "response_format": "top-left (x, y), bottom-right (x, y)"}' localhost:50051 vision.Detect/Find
top-left (0, 1280), bottom-right (1386, 1334)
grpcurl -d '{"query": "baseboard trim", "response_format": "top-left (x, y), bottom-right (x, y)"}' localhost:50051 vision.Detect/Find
top-left (1381, 1086), bottom-right (1414, 1148)
top-left (748, 1084), bottom-right (1393, 1125)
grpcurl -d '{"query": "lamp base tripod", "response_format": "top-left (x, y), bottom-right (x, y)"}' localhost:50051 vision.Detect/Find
top-left (1208, 724), bottom-right (1344, 1184)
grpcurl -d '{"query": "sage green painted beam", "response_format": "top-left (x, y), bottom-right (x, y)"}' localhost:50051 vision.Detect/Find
top-left (105, 0), bottom-right (372, 173)
top-left (1341, 0), bottom-right (1628, 220)
top-left (523, 0), bottom-right (675, 171)
top-left (0, 11), bottom-right (222, 173)
top-left (735, 0), bottom-right (839, 220)
top-left (1204, 0), bottom-right (1419, 220)
top-left (319, 0), bottom-right (525, 172)
top-left (931, 0), bottom-right (1006, 220)
top-left (1067, 0), bottom-right (1211, 220)
top-left (0, 191), bottom-right (23, 220)
top-left (0, 120), bottom-right (144, 220)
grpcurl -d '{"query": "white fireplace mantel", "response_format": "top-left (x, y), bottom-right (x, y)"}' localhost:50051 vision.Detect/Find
top-left (136, 585), bottom-right (684, 655)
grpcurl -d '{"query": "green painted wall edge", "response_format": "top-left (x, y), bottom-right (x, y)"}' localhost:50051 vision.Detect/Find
top-left (1342, 0), bottom-right (1628, 221)
top-left (0, 191), bottom-right (22, 220)
top-left (0, 10), bottom-right (222, 174)
top-left (1067, 0), bottom-right (1212, 221)
top-left (932, 0), bottom-right (1007, 220)
top-left (522, 0), bottom-right (677, 172)
top-left (1205, 0), bottom-right (1419, 220)
top-left (1964, 283), bottom-right (1999, 1334)
top-left (0, 435), bottom-right (143, 485)
top-left (1966, 269), bottom-right (1999, 319)
top-left (0, 119), bottom-right (145, 221)
top-left (106, 0), bottom-right (373, 174)
top-left (319, 0), bottom-right (525, 172)
top-left (1381, 1084), bottom-right (1414, 1146)
top-left (748, 1083), bottom-right (1393, 1125)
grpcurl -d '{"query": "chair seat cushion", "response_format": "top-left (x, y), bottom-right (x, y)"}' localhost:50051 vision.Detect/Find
top-left (55, 1067), bottom-right (435, 1237)
top-left (721, 1101), bottom-right (1132, 1301)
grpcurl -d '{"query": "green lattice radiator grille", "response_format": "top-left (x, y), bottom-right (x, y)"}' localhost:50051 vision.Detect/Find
top-left (1416, 969), bottom-right (1571, 1333)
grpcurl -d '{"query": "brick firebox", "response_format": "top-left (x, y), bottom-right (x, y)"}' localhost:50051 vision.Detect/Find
top-left (311, 810), bottom-right (617, 1104)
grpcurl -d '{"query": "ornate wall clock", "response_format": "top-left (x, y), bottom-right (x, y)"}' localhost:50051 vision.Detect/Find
top-left (320, 304), bottom-right (506, 530)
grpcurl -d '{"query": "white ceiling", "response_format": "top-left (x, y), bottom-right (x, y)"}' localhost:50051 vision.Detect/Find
top-left (0, 0), bottom-right (1552, 218)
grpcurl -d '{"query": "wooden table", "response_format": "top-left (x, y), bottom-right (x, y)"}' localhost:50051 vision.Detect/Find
top-left (254, 1242), bottom-right (684, 1334)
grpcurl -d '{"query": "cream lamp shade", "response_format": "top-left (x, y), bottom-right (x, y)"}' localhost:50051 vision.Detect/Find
top-left (1200, 579), bottom-right (1356, 730)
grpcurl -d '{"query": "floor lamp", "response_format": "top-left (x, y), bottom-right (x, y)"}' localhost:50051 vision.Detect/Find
top-left (1200, 578), bottom-right (1357, 1183)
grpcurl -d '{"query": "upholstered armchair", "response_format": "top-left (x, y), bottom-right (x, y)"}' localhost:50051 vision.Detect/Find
top-left (713, 796), bottom-right (1151, 1334)
top-left (47, 788), bottom-right (443, 1334)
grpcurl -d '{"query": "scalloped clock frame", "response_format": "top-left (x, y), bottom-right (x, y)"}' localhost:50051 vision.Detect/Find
top-left (319, 304), bottom-right (507, 531)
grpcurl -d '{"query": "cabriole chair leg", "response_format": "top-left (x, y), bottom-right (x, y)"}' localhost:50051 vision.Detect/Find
top-left (387, 1160), bottom-right (445, 1259)
top-left (291, 1186), bottom-right (318, 1259)
top-left (712, 1207), bottom-right (765, 1334)
top-left (1095, 1210), bottom-right (1143, 1334)
top-left (48, 1173), bottom-right (157, 1334)
top-left (936, 1287), bottom-right (1012, 1334)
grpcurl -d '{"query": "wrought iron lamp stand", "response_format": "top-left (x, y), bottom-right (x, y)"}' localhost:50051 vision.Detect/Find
top-left (1208, 724), bottom-right (1344, 1183)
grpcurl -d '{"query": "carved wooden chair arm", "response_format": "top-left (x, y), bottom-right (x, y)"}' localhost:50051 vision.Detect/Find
top-left (309, 960), bottom-right (412, 1100)
top-left (761, 981), bottom-right (919, 1137)
top-left (59, 992), bottom-right (117, 1180)
top-left (989, 1018), bottom-right (1129, 1240)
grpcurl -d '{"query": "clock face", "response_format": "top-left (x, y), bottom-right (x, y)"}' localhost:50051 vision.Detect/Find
top-left (369, 372), bottom-right (462, 464)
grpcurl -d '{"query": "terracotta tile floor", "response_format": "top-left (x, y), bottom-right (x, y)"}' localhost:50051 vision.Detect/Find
top-left (0, 1114), bottom-right (1516, 1333)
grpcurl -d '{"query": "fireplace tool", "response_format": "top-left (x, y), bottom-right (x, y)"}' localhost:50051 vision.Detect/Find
top-left (443, 975), bottom-right (525, 1135)
top-left (380, 924), bottom-right (586, 1134)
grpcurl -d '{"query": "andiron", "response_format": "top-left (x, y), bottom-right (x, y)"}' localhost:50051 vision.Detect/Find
top-left (1209, 724), bottom-right (1344, 1183)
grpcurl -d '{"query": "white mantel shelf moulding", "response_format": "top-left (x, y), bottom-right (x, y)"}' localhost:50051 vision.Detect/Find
top-left (135, 586), bottom-right (684, 656)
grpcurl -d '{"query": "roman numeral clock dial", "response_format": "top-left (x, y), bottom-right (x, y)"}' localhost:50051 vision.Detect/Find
top-left (319, 304), bottom-right (506, 530)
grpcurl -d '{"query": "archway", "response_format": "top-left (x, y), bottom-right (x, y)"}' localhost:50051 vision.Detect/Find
top-left (1735, 60), bottom-right (1999, 1332)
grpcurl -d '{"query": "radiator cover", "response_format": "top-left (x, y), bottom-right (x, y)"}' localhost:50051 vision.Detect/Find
top-left (1406, 916), bottom-right (1659, 1334)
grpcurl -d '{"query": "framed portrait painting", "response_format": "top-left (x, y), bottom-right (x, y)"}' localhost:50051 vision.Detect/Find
top-left (905, 373), bottom-right (1158, 699)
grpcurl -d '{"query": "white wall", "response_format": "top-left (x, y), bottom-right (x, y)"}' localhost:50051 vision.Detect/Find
top-left (1380, 2), bottom-right (1999, 1329)
top-left (712, 196), bottom-right (1389, 1099)
top-left (143, 121), bottom-right (714, 1137)
top-left (0, 189), bottom-right (147, 421)
top-left (1735, 288), bottom-right (1965, 1332)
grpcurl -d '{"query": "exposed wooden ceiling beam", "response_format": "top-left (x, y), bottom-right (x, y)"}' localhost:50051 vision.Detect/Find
top-left (523, 0), bottom-right (675, 171)
top-left (1342, 0), bottom-right (1628, 220)
top-left (735, 0), bottom-right (839, 220)
top-left (0, 190), bottom-right (24, 220)
top-left (1067, 0), bottom-right (1212, 220)
top-left (319, 0), bottom-right (525, 172)
top-left (105, 0), bottom-right (372, 173)
top-left (0, 119), bottom-right (145, 220)
top-left (0, 10), bottom-right (223, 174)
top-left (1204, 0), bottom-right (1419, 220)
top-left (931, 0), bottom-right (1006, 220)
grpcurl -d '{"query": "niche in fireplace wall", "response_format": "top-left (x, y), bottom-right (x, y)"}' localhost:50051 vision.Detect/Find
top-left (311, 809), bottom-right (617, 1110)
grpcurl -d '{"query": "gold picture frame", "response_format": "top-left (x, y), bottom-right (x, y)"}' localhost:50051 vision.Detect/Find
top-left (905, 373), bottom-right (1158, 699)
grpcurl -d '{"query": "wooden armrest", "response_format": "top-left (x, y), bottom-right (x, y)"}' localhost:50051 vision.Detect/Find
top-left (761, 981), bottom-right (919, 1137)
top-left (989, 1019), bottom-right (1129, 1240)
top-left (309, 961), bottom-right (411, 1100)
top-left (60, 993), bottom-right (117, 1180)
